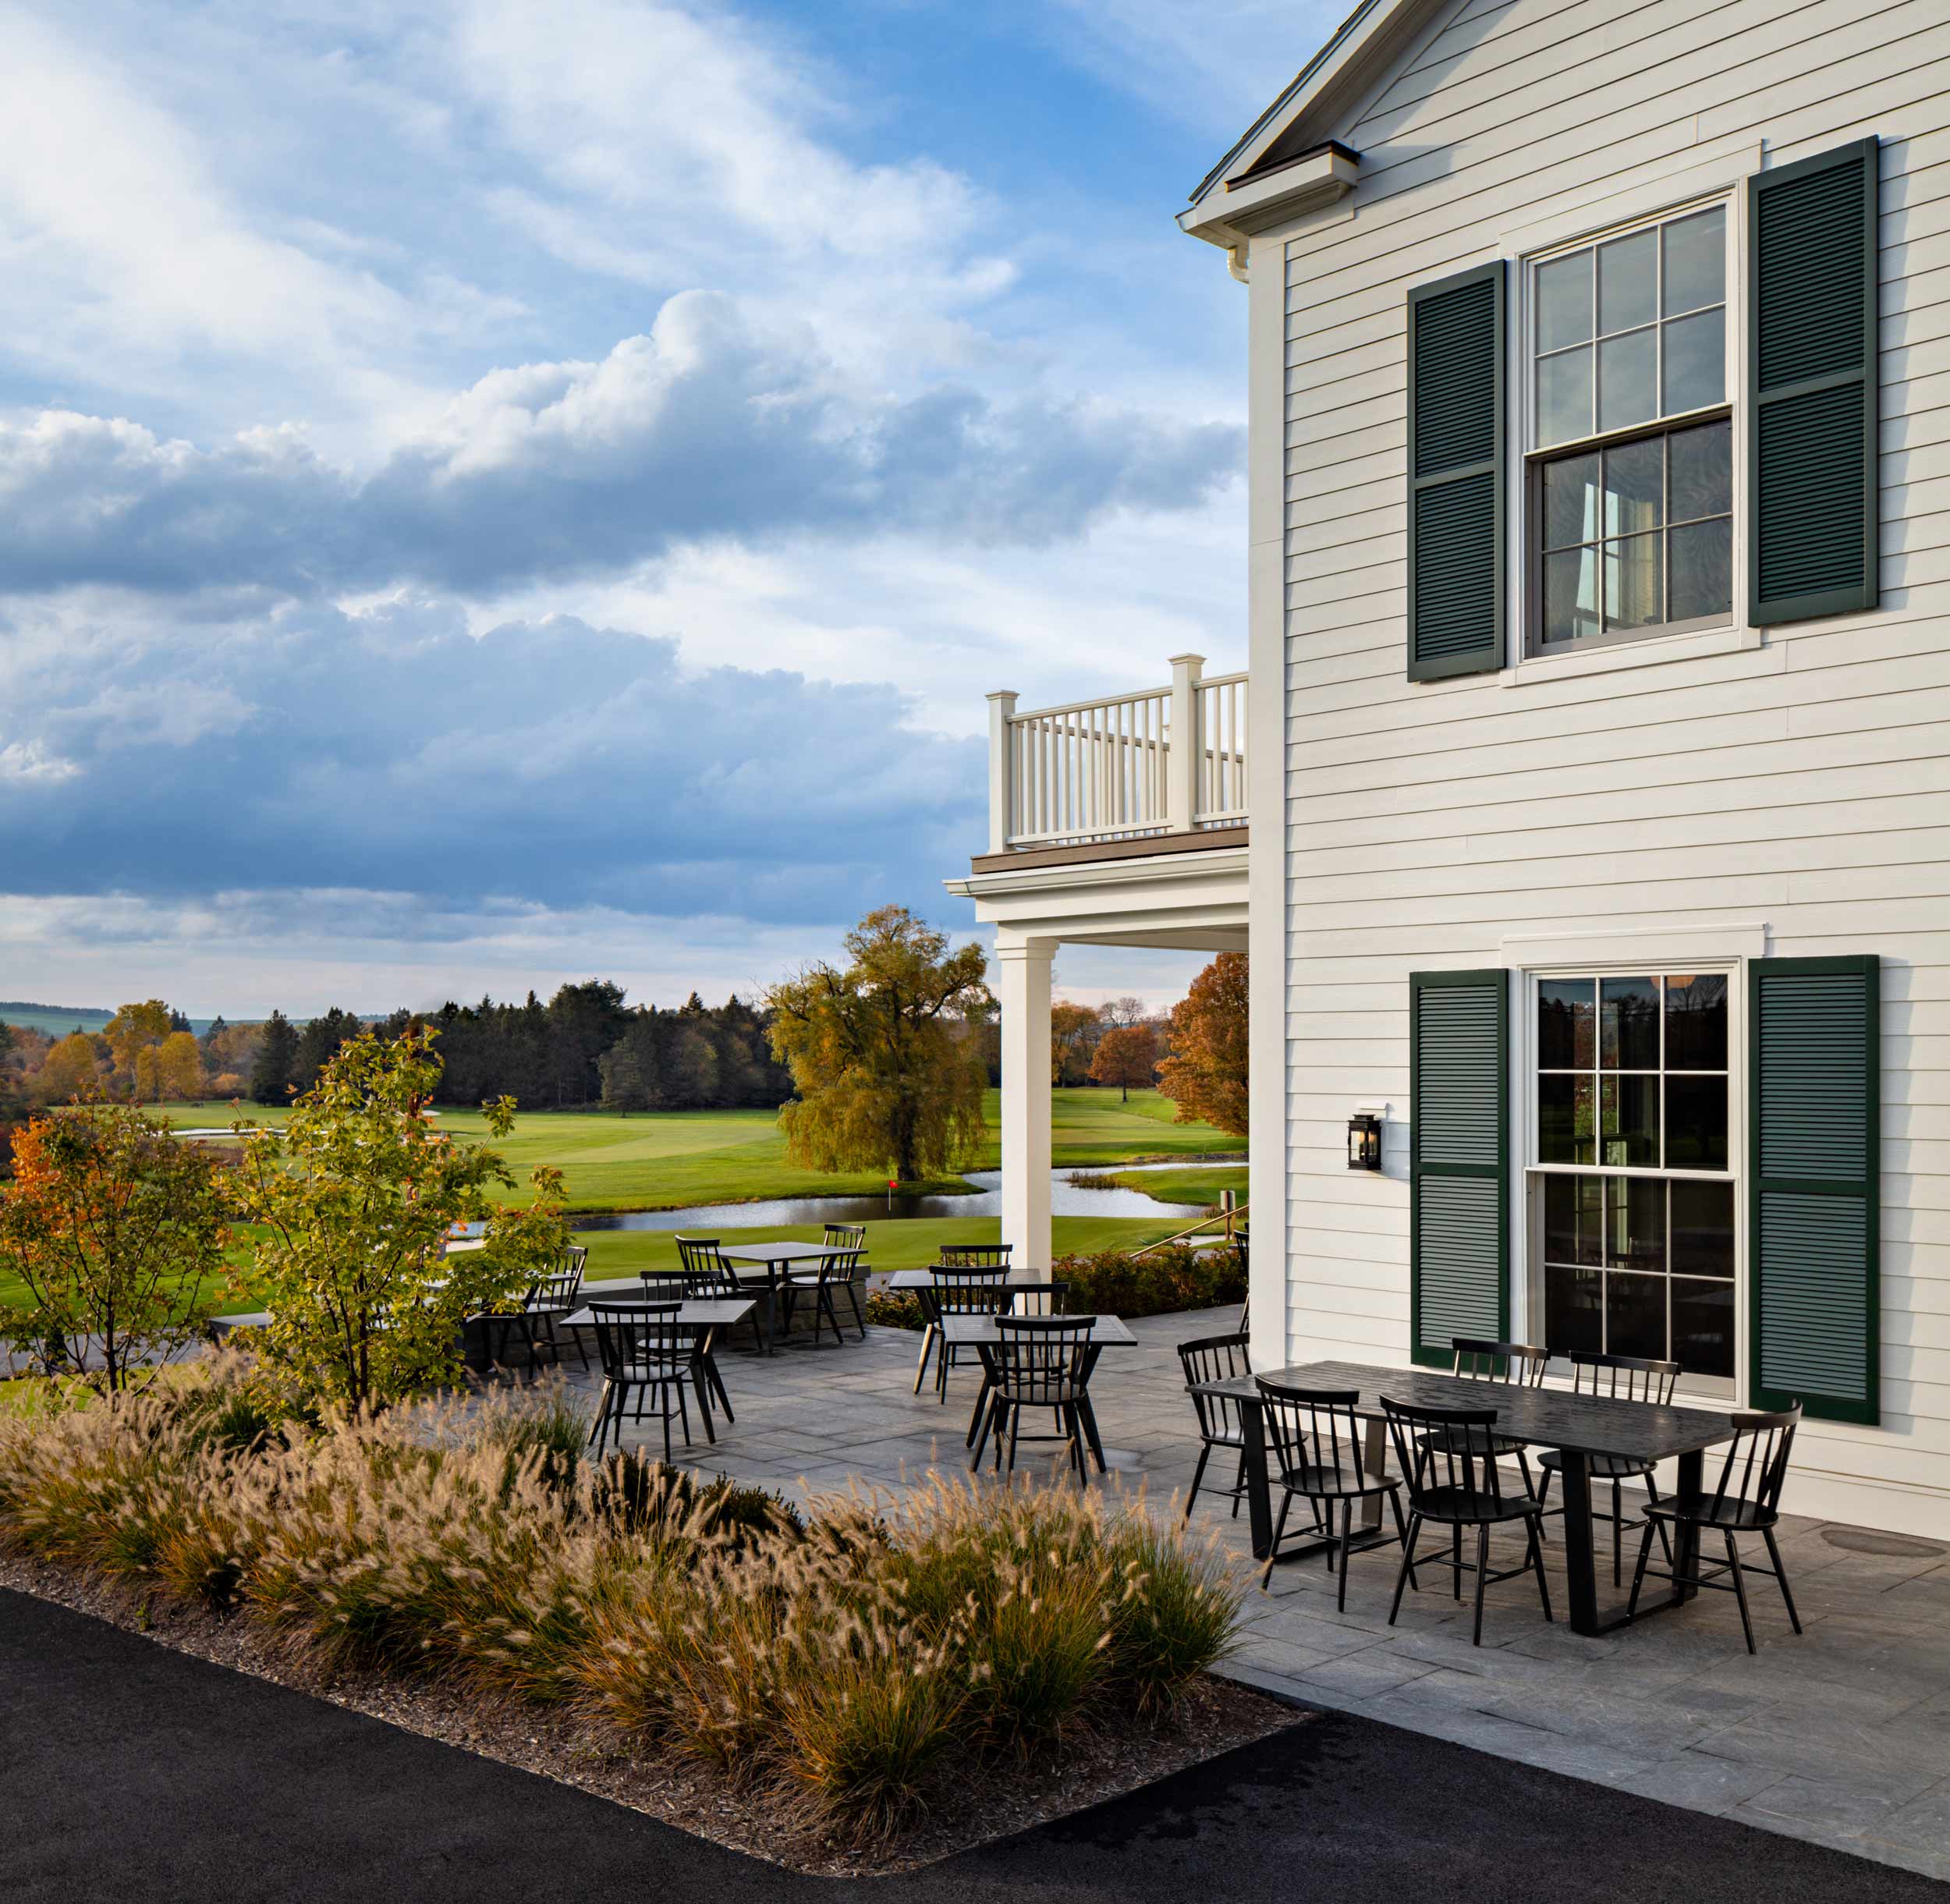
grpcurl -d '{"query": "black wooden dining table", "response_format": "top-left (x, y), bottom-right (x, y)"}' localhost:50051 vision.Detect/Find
top-left (1194, 1358), bottom-right (1744, 1638)
top-left (718, 1243), bottom-right (856, 1353)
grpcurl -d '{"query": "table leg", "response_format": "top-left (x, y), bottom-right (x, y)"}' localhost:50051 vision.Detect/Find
top-left (1559, 1450), bottom-right (1601, 1637)
top-left (968, 1346), bottom-right (1000, 1470)
top-left (1076, 1346), bottom-right (1108, 1473)
top-left (1359, 1415), bottom-right (1388, 1532)
top-left (1669, 1450), bottom-right (1704, 1609)
top-left (1239, 1394), bottom-right (1273, 1559)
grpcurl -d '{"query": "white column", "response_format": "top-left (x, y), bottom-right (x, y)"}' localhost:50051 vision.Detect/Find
top-left (1167, 653), bottom-right (1204, 833)
top-left (985, 690), bottom-right (1018, 855)
top-left (994, 933), bottom-right (1055, 1273)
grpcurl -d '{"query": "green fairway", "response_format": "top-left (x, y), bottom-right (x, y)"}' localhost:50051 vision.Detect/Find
top-left (1101, 1164), bottom-right (1249, 1209)
top-left (151, 1090), bottom-right (1238, 1214)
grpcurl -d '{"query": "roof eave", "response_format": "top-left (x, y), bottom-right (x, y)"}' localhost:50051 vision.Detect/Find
top-left (1182, 0), bottom-right (1435, 223)
top-left (1178, 141), bottom-right (1361, 250)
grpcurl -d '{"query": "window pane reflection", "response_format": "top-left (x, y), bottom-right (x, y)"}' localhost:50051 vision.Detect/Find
top-left (1538, 978), bottom-right (1596, 1068)
top-left (1601, 977), bottom-right (1661, 1069)
top-left (1540, 1073), bottom-right (1595, 1165)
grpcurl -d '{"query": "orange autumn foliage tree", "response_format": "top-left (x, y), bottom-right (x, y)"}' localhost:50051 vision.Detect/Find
top-left (1087, 1022), bottom-right (1159, 1102)
top-left (0, 1102), bottom-right (232, 1392)
top-left (1157, 952), bottom-right (1249, 1140)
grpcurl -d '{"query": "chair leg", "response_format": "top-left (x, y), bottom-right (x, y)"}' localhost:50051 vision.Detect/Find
top-left (1537, 1468), bottom-right (1551, 1509)
top-left (1471, 1524), bottom-right (1491, 1647)
top-left (1626, 1517), bottom-right (1659, 1619)
top-left (1519, 1451), bottom-right (1544, 1541)
top-left (1232, 1448), bottom-right (1248, 1519)
top-left (693, 1375), bottom-right (714, 1446)
top-left (1261, 1491), bottom-right (1294, 1589)
top-left (1451, 1523), bottom-right (1463, 1601)
top-left (589, 1379), bottom-right (612, 1453)
top-left (661, 1386), bottom-right (674, 1465)
top-left (1526, 1516), bottom-right (1554, 1623)
top-left (1338, 1498), bottom-right (1354, 1614)
top-left (1186, 1443), bottom-right (1212, 1523)
top-left (913, 1323), bottom-right (936, 1394)
top-left (844, 1282), bottom-right (866, 1340)
top-left (1725, 1530), bottom-right (1757, 1654)
top-left (1005, 1402), bottom-right (1021, 1476)
top-left (1386, 1488), bottom-right (1419, 1591)
top-left (1761, 1525), bottom-right (1803, 1636)
top-left (1388, 1513), bottom-right (1423, 1626)
top-left (1611, 1477), bottom-right (1623, 1587)
top-left (1646, 1473), bottom-right (1675, 1568)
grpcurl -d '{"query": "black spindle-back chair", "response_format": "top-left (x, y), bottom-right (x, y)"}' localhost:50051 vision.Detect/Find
top-left (523, 1248), bottom-right (590, 1371)
top-left (1177, 1332), bottom-right (1253, 1522)
top-left (940, 1243), bottom-right (1013, 1268)
top-left (675, 1234), bottom-right (767, 1355)
top-left (1628, 1405), bottom-right (1804, 1653)
top-left (929, 1264), bottom-right (1013, 1402)
top-left (782, 1246), bottom-right (866, 1346)
top-left (823, 1222), bottom-right (867, 1251)
top-left (1437, 1337), bottom-right (1549, 1505)
top-left (1384, 1396), bottom-right (1553, 1646)
top-left (585, 1301), bottom-right (711, 1462)
top-left (1258, 1381), bottom-right (1410, 1608)
top-left (985, 1314), bottom-right (1098, 1481)
top-left (1536, 1351), bottom-right (1681, 1584)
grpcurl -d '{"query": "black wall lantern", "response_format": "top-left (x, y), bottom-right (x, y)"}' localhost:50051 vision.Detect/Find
top-left (1347, 1112), bottom-right (1383, 1172)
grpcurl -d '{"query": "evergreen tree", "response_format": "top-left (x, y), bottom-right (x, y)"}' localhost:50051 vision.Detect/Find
top-left (250, 1011), bottom-right (299, 1104)
top-left (292, 1008), bottom-right (364, 1093)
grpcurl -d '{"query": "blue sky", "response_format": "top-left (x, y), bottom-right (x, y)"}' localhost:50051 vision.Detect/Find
top-left (0, 0), bottom-right (1335, 1017)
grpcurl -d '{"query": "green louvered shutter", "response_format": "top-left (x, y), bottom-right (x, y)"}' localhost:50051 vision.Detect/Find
top-left (1409, 970), bottom-right (1509, 1368)
top-left (1407, 262), bottom-right (1505, 681)
top-left (1749, 956), bottom-right (1880, 1424)
top-left (1747, 139), bottom-right (1880, 626)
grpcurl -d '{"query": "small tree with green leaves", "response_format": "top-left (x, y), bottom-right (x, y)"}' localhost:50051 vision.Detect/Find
top-left (0, 1101), bottom-right (232, 1393)
top-left (229, 1024), bottom-right (569, 1410)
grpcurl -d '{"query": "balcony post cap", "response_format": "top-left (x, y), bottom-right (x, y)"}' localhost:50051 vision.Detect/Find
top-left (1167, 652), bottom-right (1207, 667)
top-left (986, 689), bottom-right (1019, 703)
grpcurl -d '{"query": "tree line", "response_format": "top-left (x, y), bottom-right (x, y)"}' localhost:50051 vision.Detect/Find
top-left (0, 982), bottom-right (797, 1122)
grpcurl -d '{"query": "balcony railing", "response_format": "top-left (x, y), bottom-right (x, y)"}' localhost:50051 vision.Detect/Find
top-left (984, 654), bottom-right (1248, 855)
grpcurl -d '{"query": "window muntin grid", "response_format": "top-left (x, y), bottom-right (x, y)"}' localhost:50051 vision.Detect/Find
top-left (1533, 207), bottom-right (1727, 448)
top-left (1533, 973), bottom-right (1733, 1377)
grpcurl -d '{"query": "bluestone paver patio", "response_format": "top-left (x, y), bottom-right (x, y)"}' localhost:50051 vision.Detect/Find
top-left (545, 1299), bottom-right (1950, 1883)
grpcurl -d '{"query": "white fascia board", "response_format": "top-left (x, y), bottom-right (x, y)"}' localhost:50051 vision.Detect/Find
top-left (943, 844), bottom-right (1249, 903)
top-left (1179, 146), bottom-right (1360, 252)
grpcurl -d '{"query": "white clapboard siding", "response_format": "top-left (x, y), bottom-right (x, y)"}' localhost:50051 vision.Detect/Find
top-left (1270, 0), bottom-right (1950, 1533)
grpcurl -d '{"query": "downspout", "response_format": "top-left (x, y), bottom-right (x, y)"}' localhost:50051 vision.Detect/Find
top-left (1228, 242), bottom-right (1250, 285)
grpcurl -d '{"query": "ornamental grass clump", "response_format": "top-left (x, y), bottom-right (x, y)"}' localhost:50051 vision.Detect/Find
top-left (0, 1372), bottom-right (1245, 1844)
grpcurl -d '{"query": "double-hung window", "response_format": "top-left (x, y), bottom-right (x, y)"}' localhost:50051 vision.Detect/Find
top-left (1531, 971), bottom-right (1735, 1385)
top-left (1526, 204), bottom-right (1735, 653)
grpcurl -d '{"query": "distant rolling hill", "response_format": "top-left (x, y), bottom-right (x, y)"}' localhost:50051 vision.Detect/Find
top-left (0, 1002), bottom-right (220, 1037)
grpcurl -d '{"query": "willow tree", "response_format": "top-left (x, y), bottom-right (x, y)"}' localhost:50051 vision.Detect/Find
top-left (766, 907), bottom-right (991, 1186)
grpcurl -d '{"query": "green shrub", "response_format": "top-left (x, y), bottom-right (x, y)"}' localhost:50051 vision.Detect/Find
top-left (862, 1290), bottom-right (924, 1332)
top-left (1048, 1243), bottom-right (1244, 1321)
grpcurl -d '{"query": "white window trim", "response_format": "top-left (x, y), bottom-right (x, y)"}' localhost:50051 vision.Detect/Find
top-left (1506, 941), bottom-right (1757, 1405)
top-left (1501, 171), bottom-right (1754, 679)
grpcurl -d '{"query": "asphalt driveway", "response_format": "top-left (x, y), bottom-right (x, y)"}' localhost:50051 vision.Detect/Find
top-left (3, 1587), bottom-right (1940, 1902)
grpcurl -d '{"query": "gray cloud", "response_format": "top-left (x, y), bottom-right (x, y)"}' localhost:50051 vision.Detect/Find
top-left (0, 598), bottom-right (984, 925)
top-left (0, 293), bottom-right (1241, 600)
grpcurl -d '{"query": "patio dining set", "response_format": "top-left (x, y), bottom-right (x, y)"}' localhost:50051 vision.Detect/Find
top-left (1181, 1329), bottom-right (1806, 1654)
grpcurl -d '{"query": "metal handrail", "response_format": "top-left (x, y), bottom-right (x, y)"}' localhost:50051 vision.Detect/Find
top-left (1134, 1198), bottom-right (1249, 1260)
